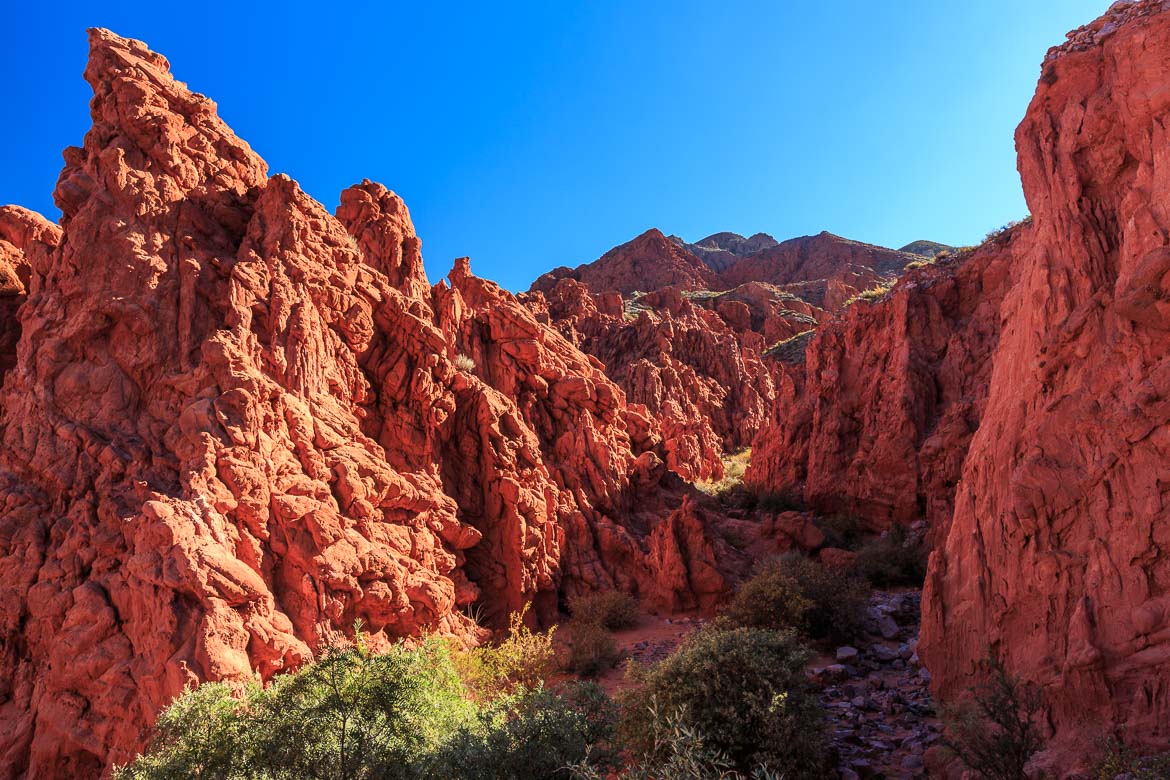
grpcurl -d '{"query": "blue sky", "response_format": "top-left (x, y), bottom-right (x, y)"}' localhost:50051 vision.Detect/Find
top-left (3, 1), bottom-right (1106, 291)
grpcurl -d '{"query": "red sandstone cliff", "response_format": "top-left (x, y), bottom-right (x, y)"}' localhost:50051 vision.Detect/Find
top-left (748, 0), bottom-right (1170, 767)
top-left (0, 30), bottom-right (726, 776)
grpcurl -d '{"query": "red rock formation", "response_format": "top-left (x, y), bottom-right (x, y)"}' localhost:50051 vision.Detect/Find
top-left (0, 207), bottom-right (60, 379)
top-left (530, 228), bottom-right (716, 296)
top-left (535, 278), bottom-right (777, 481)
top-left (750, 1), bottom-right (1170, 768)
top-left (923, 1), bottom-right (1170, 765)
top-left (745, 240), bottom-right (1012, 530)
top-left (0, 29), bottom-right (726, 776)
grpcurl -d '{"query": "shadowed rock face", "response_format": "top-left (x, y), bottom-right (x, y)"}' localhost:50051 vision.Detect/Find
top-left (0, 29), bottom-right (727, 776)
top-left (749, 0), bottom-right (1170, 768)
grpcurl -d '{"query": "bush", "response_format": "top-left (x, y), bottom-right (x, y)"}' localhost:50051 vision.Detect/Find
top-left (568, 591), bottom-right (640, 631)
top-left (618, 628), bottom-right (826, 777)
top-left (563, 621), bottom-right (621, 677)
top-left (942, 657), bottom-right (1046, 780)
top-left (723, 555), bottom-right (869, 643)
top-left (568, 703), bottom-right (782, 780)
top-left (455, 353), bottom-right (476, 372)
top-left (854, 526), bottom-right (927, 587)
top-left (425, 683), bottom-right (617, 780)
top-left (456, 606), bottom-right (557, 699)
top-left (115, 637), bottom-right (478, 780)
top-left (118, 634), bottom-right (618, 780)
top-left (722, 565), bottom-right (812, 633)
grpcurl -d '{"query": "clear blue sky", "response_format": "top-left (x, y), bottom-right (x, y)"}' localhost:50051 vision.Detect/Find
top-left (3, 1), bottom-right (1107, 291)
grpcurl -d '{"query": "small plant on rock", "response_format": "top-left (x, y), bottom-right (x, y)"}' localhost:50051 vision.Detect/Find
top-left (454, 352), bottom-right (476, 372)
top-left (942, 656), bottom-right (1046, 780)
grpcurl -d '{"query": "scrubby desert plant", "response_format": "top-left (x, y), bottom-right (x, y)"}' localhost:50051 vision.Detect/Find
top-left (617, 628), bottom-right (826, 777)
top-left (454, 352), bottom-right (476, 372)
top-left (563, 621), bottom-right (621, 677)
top-left (723, 555), bottom-right (869, 643)
top-left (456, 606), bottom-right (557, 699)
top-left (943, 656), bottom-right (1046, 780)
top-left (854, 525), bottom-right (927, 587)
top-left (1091, 736), bottom-right (1170, 780)
top-left (722, 564), bottom-right (813, 633)
top-left (813, 513), bottom-right (864, 551)
top-left (424, 683), bottom-right (616, 780)
top-left (568, 703), bottom-right (782, 780)
top-left (568, 591), bottom-right (640, 631)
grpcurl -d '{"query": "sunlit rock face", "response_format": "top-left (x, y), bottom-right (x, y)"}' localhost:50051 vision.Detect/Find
top-left (748, 0), bottom-right (1170, 769)
top-left (0, 29), bottom-right (725, 776)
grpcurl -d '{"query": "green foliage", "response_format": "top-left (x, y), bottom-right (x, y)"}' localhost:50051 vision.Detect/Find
top-left (567, 703), bottom-right (782, 780)
top-left (568, 590), bottom-right (640, 631)
top-left (854, 526), bottom-right (927, 587)
top-left (744, 490), bottom-right (806, 514)
top-left (116, 629), bottom-right (598, 780)
top-left (1091, 736), bottom-right (1170, 780)
top-left (617, 628), bottom-right (827, 777)
top-left (722, 564), bottom-right (813, 634)
top-left (456, 606), bottom-right (557, 699)
top-left (723, 555), bottom-right (869, 643)
top-left (424, 683), bottom-right (616, 780)
top-left (116, 637), bottom-right (477, 780)
top-left (563, 621), bottom-right (621, 677)
top-left (942, 656), bottom-right (1046, 780)
top-left (982, 215), bottom-right (1033, 245)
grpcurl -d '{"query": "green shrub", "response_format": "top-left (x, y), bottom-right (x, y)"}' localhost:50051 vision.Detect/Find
top-left (115, 637), bottom-right (478, 780)
top-left (723, 555), bottom-right (869, 643)
top-left (749, 491), bottom-right (806, 514)
top-left (118, 635), bottom-right (618, 780)
top-left (942, 657), bottom-right (1046, 780)
top-left (568, 591), bottom-right (640, 631)
top-left (456, 606), bottom-right (557, 699)
top-left (424, 683), bottom-right (616, 780)
top-left (854, 526), bottom-right (927, 587)
top-left (568, 703), bottom-right (782, 779)
top-left (722, 565), bottom-right (813, 633)
top-left (618, 628), bottom-right (826, 777)
top-left (564, 621), bottom-right (621, 677)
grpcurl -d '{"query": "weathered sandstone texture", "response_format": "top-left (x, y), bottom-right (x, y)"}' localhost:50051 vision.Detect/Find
top-left (750, 0), bottom-right (1170, 767)
top-left (0, 30), bottom-right (725, 776)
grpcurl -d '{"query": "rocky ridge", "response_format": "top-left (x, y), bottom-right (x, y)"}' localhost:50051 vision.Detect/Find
top-left (0, 30), bottom-right (733, 775)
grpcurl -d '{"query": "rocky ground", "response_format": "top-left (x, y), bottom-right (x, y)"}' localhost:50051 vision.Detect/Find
top-left (813, 590), bottom-right (941, 780)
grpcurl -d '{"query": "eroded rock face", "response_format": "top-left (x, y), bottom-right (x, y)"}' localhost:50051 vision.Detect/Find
top-left (534, 278), bottom-right (777, 481)
top-left (0, 29), bottom-right (724, 776)
top-left (924, 1), bottom-right (1170, 763)
top-left (0, 207), bottom-right (60, 380)
top-left (750, 0), bottom-right (1170, 767)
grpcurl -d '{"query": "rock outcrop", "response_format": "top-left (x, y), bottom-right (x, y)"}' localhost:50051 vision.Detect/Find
top-left (0, 29), bottom-right (726, 776)
top-left (532, 278), bottom-right (778, 481)
top-left (749, 0), bottom-right (1170, 768)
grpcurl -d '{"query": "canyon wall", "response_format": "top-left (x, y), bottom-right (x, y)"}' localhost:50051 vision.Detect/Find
top-left (749, 0), bottom-right (1170, 764)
